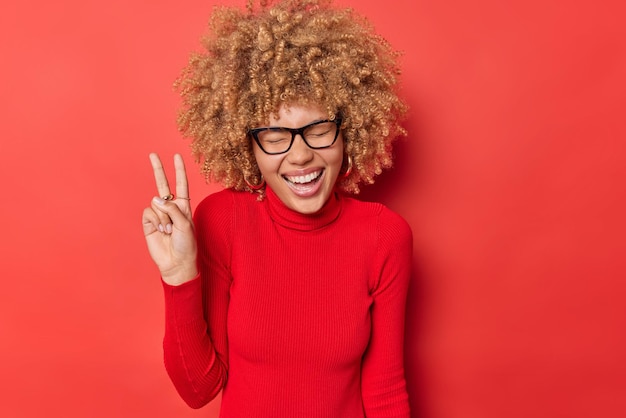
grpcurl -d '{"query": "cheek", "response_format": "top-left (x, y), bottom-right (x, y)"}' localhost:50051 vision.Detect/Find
top-left (327, 138), bottom-right (345, 172)
top-left (253, 147), bottom-right (280, 177)
top-left (322, 151), bottom-right (345, 185)
top-left (330, 148), bottom-right (345, 172)
top-left (331, 155), bottom-right (343, 172)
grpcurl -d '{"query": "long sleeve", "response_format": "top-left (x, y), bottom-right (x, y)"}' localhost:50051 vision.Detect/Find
top-left (161, 191), bottom-right (233, 408)
top-left (361, 208), bottom-right (412, 417)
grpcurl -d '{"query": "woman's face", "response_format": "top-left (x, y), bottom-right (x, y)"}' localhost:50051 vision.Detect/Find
top-left (252, 103), bottom-right (344, 214)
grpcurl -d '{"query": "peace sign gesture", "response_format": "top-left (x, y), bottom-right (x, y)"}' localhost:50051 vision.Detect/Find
top-left (142, 153), bottom-right (198, 286)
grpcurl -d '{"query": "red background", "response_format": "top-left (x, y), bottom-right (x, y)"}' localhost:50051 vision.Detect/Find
top-left (1, 0), bottom-right (625, 417)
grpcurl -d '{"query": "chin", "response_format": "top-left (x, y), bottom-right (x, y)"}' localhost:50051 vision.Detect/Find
top-left (286, 195), bottom-right (328, 214)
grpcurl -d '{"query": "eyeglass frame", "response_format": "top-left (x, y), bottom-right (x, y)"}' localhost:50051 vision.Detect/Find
top-left (249, 118), bottom-right (343, 155)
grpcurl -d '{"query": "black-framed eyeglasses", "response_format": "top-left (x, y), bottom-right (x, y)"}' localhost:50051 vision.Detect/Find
top-left (249, 118), bottom-right (342, 155)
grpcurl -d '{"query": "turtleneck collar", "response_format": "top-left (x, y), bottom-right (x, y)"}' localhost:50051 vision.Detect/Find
top-left (264, 186), bottom-right (343, 231)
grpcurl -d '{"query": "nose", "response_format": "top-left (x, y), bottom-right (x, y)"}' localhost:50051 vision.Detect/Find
top-left (286, 134), bottom-right (314, 165)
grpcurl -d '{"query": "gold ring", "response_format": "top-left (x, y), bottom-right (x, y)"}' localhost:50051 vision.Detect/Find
top-left (162, 194), bottom-right (175, 201)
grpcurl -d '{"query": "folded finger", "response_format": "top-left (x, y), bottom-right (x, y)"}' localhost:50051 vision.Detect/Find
top-left (152, 197), bottom-right (193, 233)
top-left (151, 198), bottom-right (174, 233)
top-left (142, 207), bottom-right (160, 236)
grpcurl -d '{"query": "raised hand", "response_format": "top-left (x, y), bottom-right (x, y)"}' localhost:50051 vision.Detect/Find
top-left (142, 153), bottom-right (198, 285)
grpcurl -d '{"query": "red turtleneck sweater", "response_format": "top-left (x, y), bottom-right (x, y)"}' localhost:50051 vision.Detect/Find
top-left (162, 187), bottom-right (412, 417)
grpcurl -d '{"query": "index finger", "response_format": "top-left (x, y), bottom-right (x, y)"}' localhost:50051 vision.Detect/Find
top-left (173, 154), bottom-right (190, 200)
top-left (149, 153), bottom-right (171, 197)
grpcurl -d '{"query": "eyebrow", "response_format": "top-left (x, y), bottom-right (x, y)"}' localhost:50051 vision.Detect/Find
top-left (265, 118), bottom-right (329, 129)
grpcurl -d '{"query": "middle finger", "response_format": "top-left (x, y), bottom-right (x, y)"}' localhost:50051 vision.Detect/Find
top-left (149, 153), bottom-right (172, 198)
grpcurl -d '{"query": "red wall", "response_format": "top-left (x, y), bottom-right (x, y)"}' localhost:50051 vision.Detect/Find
top-left (1, 0), bottom-right (624, 417)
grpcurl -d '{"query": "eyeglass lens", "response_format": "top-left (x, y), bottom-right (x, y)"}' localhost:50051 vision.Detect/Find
top-left (256, 121), bottom-right (338, 154)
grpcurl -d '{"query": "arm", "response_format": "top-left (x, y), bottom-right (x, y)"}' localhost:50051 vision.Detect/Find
top-left (142, 154), bottom-right (230, 408)
top-left (361, 208), bottom-right (412, 417)
top-left (162, 192), bottom-right (233, 408)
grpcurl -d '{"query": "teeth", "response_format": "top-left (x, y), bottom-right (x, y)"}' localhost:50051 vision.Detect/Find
top-left (285, 170), bottom-right (322, 184)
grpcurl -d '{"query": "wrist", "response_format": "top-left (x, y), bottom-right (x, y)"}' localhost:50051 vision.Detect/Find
top-left (161, 265), bottom-right (198, 286)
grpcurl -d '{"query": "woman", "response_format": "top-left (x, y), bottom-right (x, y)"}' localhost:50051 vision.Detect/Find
top-left (142, 0), bottom-right (412, 416)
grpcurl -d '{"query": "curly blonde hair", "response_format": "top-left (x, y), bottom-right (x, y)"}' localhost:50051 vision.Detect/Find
top-left (175, 0), bottom-right (407, 194)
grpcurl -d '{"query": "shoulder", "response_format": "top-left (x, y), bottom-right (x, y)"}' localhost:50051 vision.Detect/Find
top-left (343, 197), bottom-right (412, 296)
top-left (193, 188), bottom-right (257, 235)
top-left (342, 195), bottom-right (412, 246)
top-left (194, 188), bottom-right (256, 218)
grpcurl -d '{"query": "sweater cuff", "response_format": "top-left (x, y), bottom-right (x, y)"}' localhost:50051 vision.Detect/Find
top-left (162, 275), bottom-right (204, 325)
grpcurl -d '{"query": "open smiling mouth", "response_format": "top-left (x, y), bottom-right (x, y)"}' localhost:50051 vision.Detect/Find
top-left (283, 169), bottom-right (324, 186)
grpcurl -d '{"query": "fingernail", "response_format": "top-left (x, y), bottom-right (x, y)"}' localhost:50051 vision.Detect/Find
top-left (165, 223), bottom-right (173, 234)
top-left (158, 224), bottom-right (164, 233)
top-left (153, 197), bottom-right (165, 205)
